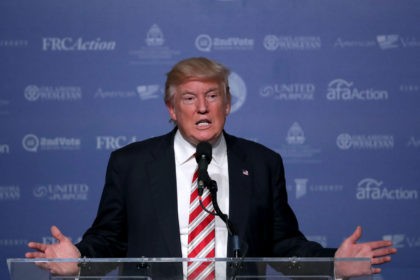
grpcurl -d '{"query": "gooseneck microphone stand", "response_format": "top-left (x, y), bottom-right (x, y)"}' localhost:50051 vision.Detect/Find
top-left (196, 142), bottom-right (243, 277)
top-left (206, 179), bottom-right (241, 258)
top-left (198, 176), bottom-right (244, 279)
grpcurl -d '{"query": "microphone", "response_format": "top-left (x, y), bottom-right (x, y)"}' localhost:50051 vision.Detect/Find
top-left (195, 142), bottom-right (212, 196)
top-left (195, 141), bottom-right (243, 259)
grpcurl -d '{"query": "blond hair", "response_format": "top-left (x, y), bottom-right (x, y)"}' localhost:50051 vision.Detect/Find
top-left (164, 57), bottom-right (231, 104)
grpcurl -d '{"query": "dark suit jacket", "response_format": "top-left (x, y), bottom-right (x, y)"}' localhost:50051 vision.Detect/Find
top-left (76, 128), bottom-right (335, 275)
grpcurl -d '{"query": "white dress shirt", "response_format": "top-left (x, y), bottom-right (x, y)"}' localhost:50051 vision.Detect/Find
top-left (174, 130), bottom-right (229, 278)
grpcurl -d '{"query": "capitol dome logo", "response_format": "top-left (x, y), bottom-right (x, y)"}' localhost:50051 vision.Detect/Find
top-left (286, 122), bottom-right (305, 145)
top-left (146, 24), bottom-right (164, 47)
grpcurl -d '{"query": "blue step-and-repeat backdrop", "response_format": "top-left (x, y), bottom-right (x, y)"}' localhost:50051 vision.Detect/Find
top-left (1, 0), bottom-right (419, 279)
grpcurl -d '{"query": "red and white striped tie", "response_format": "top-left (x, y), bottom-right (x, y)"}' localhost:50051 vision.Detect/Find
top-left (187, 168), bottom-right (216, 279)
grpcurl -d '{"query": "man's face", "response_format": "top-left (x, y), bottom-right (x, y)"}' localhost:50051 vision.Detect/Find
top-left (166, 79), bottom-right (231, 146)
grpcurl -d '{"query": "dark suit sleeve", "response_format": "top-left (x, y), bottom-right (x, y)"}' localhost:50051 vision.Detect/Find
top-left (75, 151), bottom-right (128, 258)
top-left (270, 153), bottom-right (336, 258)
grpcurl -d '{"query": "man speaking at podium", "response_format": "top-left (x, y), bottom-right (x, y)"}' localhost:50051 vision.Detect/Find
top-left (26, 57), bottom-right (396, 279)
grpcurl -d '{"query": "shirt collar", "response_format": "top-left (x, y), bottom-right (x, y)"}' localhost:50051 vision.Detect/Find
top-left (174, 130), bottom-right (227, 166)
top-left (211, 133), bottom-right (227, 167)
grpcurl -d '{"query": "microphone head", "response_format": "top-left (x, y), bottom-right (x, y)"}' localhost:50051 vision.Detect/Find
top-left (195, 142), bottom-right (212, 164)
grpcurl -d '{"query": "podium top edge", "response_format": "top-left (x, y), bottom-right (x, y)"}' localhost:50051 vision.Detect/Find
top-left (7, 257), bottom-right (370, 263)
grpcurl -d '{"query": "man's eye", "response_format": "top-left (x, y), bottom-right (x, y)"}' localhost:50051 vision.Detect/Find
top-left (206, 93), bottom-right (219, 101)
top-left (182, 95), bottom-right (196, 103)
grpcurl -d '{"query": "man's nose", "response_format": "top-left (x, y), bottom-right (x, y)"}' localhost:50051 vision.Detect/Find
top-left (196, 96), bottom-right (208, 113)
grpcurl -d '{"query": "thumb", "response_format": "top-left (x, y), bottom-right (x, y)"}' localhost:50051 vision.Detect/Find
top-left (347, 225), bottom-right (362, 244)
top-left (50, 225), bottom-right (68, 243)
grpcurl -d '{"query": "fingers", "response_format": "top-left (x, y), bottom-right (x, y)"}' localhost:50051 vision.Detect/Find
top-left (346, 225), bottom-right (362, 244)
top-left (27, 241), bottom-right (47, 251)
top-left (26, 241), bottom-right (48, 259)
top-left (26, 226), bottom-right (67, 259)
top-left (25, 251), bottom-right (46, 258)
top-left (365, 240), bottom-right (393, 250)
top-left (51, 225), bottom-right (67, 242)
top-left (372, 246), bottom-right (397, 257)
top-left (372, 255), bottom-right (392, 265)
top-left (371, 267), bottom-right (382, 274)
top-left (370, 244), bottom-right (397, 273)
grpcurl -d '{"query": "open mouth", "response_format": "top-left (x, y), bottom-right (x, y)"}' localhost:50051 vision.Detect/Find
top-left (196, 119), bottom-right (211, 127)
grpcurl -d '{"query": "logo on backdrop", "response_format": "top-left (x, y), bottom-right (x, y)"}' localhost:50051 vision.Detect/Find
top-left (42, 235), bottom-right (82, 244)
top-left (94, 85), bottom-right (162, 100)
top-left (326, 79), bottom-right (388, 101)
top-left (0, 39), bottom-right (28, 48)
top-left (33, 184), bottom-right (89, 201)
top-left (0, 99), bottom-right (10, 115)
top-left (407, 137), bottom-right (420, 148)
top-left (333, 35), bottom-right (420, 49)
top-left (136, 85), bottom-right (162, 100)
top-left (228, 72), bottom-right (246, 113)
top-left (0, 239), bottom-right (28, 247)
top-left (398, 35), bottom-right (420, 48)
top-left (336, 133), bottom-right (394, 150)
top-left (294, 178), bottom-right (308, 199)
top-left (399, 83), bottom-right (420, 93)
top-left (94, 88), bottom-right (136, 99)
top-left (22, 134), bottom-right (81, 152)
top-left (24, 85), bottom-right (82, 102)
top-left (383, 234), bottom-right (420, 248)
top-left (0, 186), bottom-right (20, 200)
top-left (0, 143), bottom-right (10, 154)
top-left (376, 34), bottom-right (400, 50)
top-left (259, 83), bottom-right (315, 101)
top-left (290, 178), bottom-right (344, 199)
top-left (377, 34), bottom-right (420, 50)
top-left (333, 37), bottom-right (376, 48)
top-left (277, 122), bottom-right (321, 163)
top-left (263, 35), bottom-right (321, 51)
top-left (195, 34), bottom-right (254, 52)
top-left (146, 24), bottom-right (165, 46)
top-left (129, 24), bottom-right (180, 65)
top-left (96, 136), bottom-right (138, 150)
top-left (287, 122), bottom-right (305, 145)
top-left (42, 37), bottom-right (116, 51)
top-left (356, 178), bottom-right (418, 200)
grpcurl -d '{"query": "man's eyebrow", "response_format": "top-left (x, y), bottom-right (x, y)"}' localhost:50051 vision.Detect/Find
top-left (180, 87), bottom-right (220, 95)
top-left (205, 87), bottom-right (220, 94)
top-left (180, 90), bottom-right (196, 95)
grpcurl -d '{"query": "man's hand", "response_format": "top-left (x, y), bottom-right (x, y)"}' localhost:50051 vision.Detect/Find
top-left (25, 225), bottom-right (81, 276)
top-left (334, 226), bottom-right (397, 278)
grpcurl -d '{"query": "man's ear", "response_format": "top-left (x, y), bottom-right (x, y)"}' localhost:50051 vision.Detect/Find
top-left (225, 102), bottom-right (231, 115)
top-left (225, 85), bottom-right (232, 115)
top-left (166, 101), bottom-right (177, 122)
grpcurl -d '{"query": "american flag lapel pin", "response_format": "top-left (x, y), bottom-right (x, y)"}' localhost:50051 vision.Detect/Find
top-left (242, 169), bottom-right (249, 176)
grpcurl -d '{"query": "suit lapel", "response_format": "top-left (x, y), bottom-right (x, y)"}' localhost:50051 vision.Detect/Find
top-left (225, 133), bottom-right (252, 257)
top-left (144, 130), bottom-right (253, 257)
top-left (146, 130), bottom-right (182, 257)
